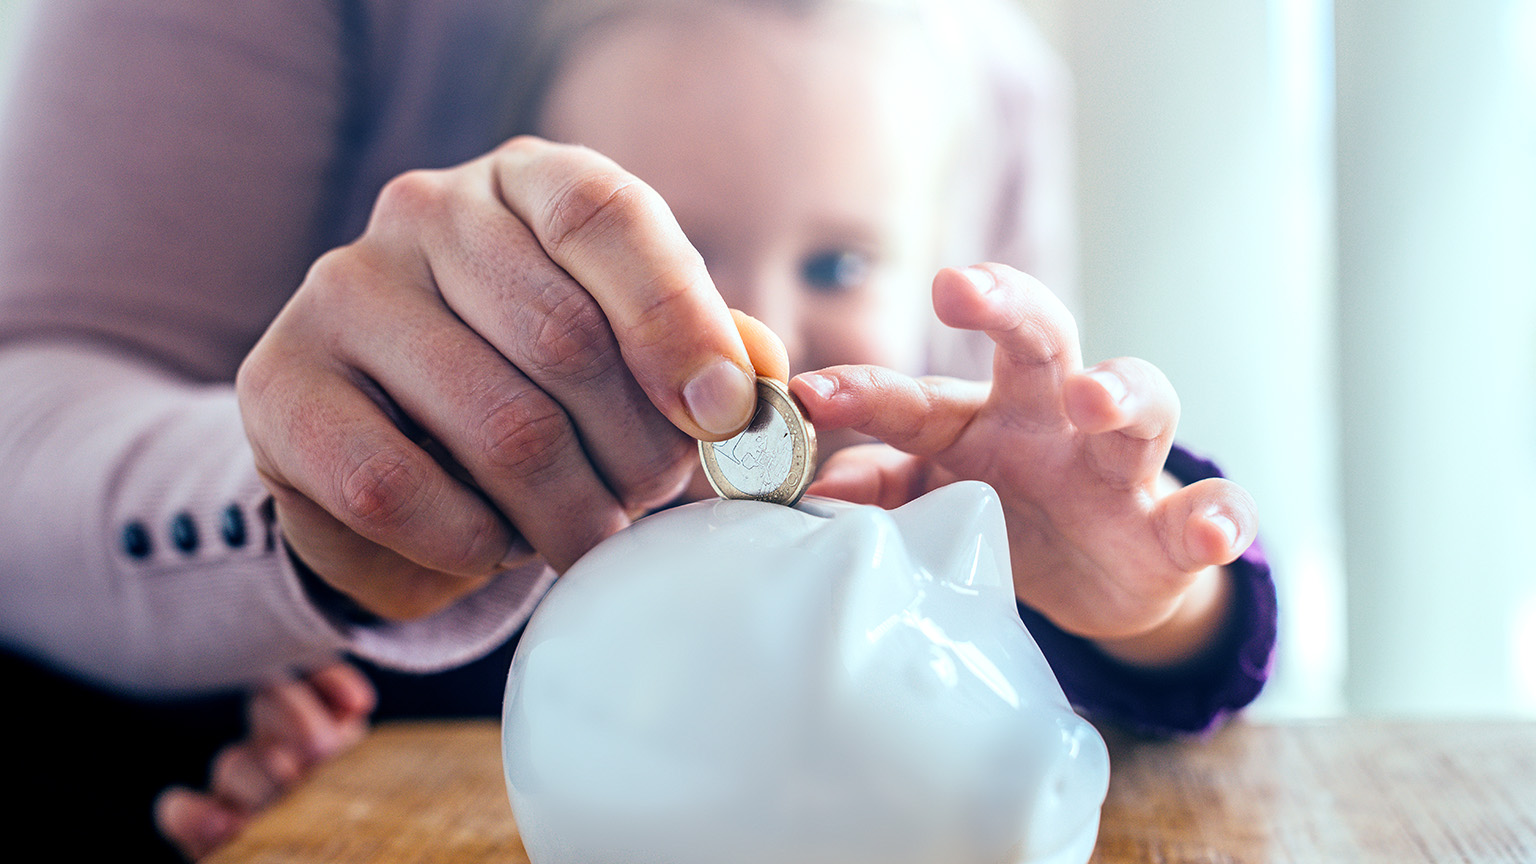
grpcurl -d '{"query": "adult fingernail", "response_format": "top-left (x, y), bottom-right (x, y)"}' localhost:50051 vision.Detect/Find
top-left (1089, 370), bottom-right (1128, 405)
top-left (799, 373), bottom-right (836, 400)
top-left (961, 265), bottom-right (997, 293)
top-left (1207, 509), bottom-right (1239, 547)
top-left (683, 359), bottom-right (756, 436)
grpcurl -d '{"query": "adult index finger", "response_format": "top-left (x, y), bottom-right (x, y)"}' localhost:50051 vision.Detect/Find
top-left (493, 137), bottom-right (757, 441)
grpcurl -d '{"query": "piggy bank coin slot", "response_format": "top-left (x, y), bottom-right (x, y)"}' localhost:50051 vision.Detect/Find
top-left (793, 497), bottom-right (837, 519)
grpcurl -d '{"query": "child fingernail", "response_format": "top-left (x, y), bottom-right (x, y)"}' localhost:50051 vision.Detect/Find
top-left (1089, 370), bottom-right (1128, 405)
top-left (1207, 510), bottom-right (1239, 547)
top-left (961, 265), bottom-right (997, 293)
top-left (800, 373), bottom-right (836, 400)
top-left (684, 359), bottom-right (756, 436)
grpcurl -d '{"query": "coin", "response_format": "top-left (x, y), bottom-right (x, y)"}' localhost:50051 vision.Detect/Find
top-left (698, 376), bottom-right (818, 507)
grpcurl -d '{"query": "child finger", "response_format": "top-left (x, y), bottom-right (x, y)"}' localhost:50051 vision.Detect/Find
top-left (154, 786), bottom-right (246, 862)
top-left (931, 264), bottom-right (1082, 428)
top-left (1063, 357), bottom-right (1180, 487)
top-left (254, 741), bottom-right (304, 790)
top-left (790, 366), bottom-right (987, 458)
top-left (249, 675), bottom-right (347, 764)
top-left (805, 443), bottom-right (929, 509)
top-left (305, 661), bottom-right (378, 722)
top-left (208, 744), bottom-right (282, 812)
top-left (1153, 477), bottom-right (1259, 571)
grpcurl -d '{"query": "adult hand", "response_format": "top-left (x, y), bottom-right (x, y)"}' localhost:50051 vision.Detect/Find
top-left (790, 263), bottom-right (1258, 669)
top-left (154, 662), bottom-right (376, 861)
top-left (238, 137), bottom-right (775, 619)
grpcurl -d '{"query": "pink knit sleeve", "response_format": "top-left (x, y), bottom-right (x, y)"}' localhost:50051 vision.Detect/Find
top-left (0, 0), bottom-right (547, 696)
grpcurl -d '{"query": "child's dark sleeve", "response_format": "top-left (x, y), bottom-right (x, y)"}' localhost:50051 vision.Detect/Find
top-left (1017, 445), bottom-right (1278, 738)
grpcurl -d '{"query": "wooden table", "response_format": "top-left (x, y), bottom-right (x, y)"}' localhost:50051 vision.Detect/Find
top-left (207, 718), bottom-right (1536, 864)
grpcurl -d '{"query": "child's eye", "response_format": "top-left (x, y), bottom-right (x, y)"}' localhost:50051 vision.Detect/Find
top-left (799, 250), bottom-right (870, 294)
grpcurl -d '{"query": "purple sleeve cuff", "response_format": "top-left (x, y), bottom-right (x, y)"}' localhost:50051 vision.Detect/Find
top-left (1018, 444), bottom-right (1277, 738)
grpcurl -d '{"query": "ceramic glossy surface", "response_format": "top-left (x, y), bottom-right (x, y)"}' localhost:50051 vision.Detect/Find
top-left (502, 481), bottom-right (1109, 864)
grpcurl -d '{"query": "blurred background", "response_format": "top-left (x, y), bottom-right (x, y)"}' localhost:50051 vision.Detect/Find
top-left (1, 0), bottom-right (1531, 718)
top-left (1019, 0), bottom-right (1536, 719)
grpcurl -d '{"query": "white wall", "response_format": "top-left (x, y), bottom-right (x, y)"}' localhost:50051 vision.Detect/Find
top-left (1336, 0), bottom-right (1536, 715)
top-left (0, 1), bottom-right (29, 96)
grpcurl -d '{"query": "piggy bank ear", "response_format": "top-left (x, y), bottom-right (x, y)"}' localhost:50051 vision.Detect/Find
top-left (886, 481), bottom-right (1012, 595)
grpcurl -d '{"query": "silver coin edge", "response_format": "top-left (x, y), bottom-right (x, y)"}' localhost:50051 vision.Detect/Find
top-left (697, 377), bottom-right (815, 505)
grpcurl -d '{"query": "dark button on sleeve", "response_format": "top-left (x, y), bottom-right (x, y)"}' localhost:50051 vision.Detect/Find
top-left (170, 512), bottom-right (199, 554)
top-left (121, 522), bottom-right (152, 559)
top-left (220, 504), bottom-right (247, 548)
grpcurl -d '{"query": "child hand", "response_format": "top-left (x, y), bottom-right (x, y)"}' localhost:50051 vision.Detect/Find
top-left (154, 662), bottom-right (376, 861)
top-left (790, 263), bottom-right (1257, 669)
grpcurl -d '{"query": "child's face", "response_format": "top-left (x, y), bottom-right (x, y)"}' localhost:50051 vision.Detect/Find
top-left (539, 3), bottom-right (956, 378)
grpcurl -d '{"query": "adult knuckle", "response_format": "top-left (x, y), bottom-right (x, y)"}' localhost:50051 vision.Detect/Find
top-left (495, 134), bottom-right (543, 160)
top-left (238, 254), bottom-right (374, 406)
top-left (623, 269), bottom-right (700, 349)
top-left (615, 434), bottom-right (695, 511)
top-left (300, 245), bottom-right (386, 315)
top-left (540, 167), bottom-right (650, 254)
top-left (234, 344), bottom-right (276, 409)
top-left (374, 168), bottom-right (450, 225)
top-left (448, 512), bottom-right (505, 576)
top-left (425, 506), bottom-right (506, 580)
top-left (235, 360), bottom-right (306, 477)
top-left (478, 391), bottom-right (572, 480)
top-left (526, 291), bottom-right (619, 386)
top-left (337, 445), bottom-right (425, 533)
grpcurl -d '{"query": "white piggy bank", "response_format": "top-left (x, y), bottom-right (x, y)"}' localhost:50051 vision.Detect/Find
top-left (502, 480), bottom-right (1110, 864)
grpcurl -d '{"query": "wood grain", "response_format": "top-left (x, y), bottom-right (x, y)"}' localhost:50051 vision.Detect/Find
top-left (1092, 720), bottom-right (1536, 864)
top-left (206, 721), bottom-right (524, 864)
top-left (208, 718), bottom-right (1536, 864)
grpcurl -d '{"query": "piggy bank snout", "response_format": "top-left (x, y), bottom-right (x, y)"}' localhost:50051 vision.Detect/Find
top-left (1018, 715), bottom-right (1110, 862)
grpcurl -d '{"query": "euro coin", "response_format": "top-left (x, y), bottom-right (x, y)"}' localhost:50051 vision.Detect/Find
top-left (698, 376), bottom-right (817, 507)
